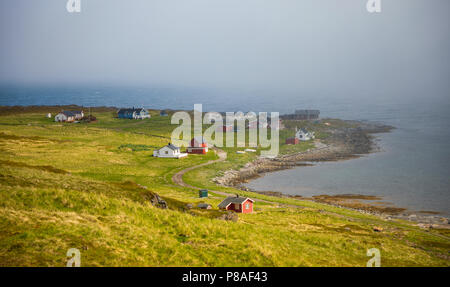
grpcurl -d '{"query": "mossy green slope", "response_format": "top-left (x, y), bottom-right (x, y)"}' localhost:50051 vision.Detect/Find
top-left (0, 108), bottom-right (448, 266)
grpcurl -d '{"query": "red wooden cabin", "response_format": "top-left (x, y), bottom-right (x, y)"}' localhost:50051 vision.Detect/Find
top-left (187, 136), bottom-right (209, 154)
top-left (218, 195), bottom-right (254, 214)
top-left (285, 137), bottom-right (299, 145)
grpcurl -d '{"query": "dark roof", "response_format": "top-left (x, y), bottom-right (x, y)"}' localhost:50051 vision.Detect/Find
top-left (218, 196), bottom-right (253, 209)
top-left (155, 143), bottom-right (180, 152)
top-left (168, 144), bottom-right (180, 151)
top-left (298, 128), bottom-right (308, 133)
top-left (60, 111), bottom-right (83, 117)
top-left (61, 111), bottom-right (74, 117)
top-left (117, 108), bottom-right (147, 114)
top-left (295, 110), bottom-right (320, 115)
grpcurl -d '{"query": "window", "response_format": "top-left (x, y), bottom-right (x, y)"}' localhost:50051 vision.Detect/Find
top-left (165, 151), bottom-right (168, 155)
top-left (245, 203), bottom-right (250, 210)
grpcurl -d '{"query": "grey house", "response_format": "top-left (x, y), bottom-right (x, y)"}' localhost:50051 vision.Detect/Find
top-left (117, 108), bottom-right (151, 119)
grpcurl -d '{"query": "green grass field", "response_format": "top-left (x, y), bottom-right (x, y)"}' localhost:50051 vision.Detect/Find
top-left (0, 108), bottom-right (448, 266)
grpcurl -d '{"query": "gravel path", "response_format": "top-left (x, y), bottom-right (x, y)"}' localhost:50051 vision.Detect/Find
top-left (171, 148), bottom-right (277, 204)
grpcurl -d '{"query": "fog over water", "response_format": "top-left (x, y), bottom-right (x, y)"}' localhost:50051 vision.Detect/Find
top-left (1, 0), bottom-right (449, 103)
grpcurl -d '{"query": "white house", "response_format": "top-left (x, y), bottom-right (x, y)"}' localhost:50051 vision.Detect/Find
top-left (55, 111), bottom-right (84, 122)
top-left (153, 143), bottom-right (187, 159)
top-left (295, 128), bottom-right (315, 141)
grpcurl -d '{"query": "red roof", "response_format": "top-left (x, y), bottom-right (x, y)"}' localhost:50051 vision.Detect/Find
top-left (190, 137), bottom-right (208, 148)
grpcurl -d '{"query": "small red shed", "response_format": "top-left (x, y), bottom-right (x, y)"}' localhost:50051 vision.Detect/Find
top-left (286, 137), bottom-right (299, 145)
top-left (187, 136), bottom-right (209, 154)
top-left (218, 195), bottom-right (254, 214)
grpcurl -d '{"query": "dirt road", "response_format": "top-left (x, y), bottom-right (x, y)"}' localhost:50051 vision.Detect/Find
top-left (171, 148), bottom-right (275, 204)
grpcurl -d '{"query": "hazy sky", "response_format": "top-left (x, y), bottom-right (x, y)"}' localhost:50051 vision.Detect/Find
top-left (0, 0), bottom-right (449, 100)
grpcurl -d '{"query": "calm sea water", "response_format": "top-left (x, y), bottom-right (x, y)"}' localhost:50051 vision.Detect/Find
top-left (1, 84), bottom-right (449, 215)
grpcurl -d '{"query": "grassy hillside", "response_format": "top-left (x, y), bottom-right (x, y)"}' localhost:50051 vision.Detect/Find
top-left (0, 107), bottom-right (448, 266)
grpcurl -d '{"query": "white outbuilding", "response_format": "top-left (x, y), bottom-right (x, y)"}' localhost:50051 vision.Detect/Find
top-left (295, 128), bottom-right (315, 141)
top-left (153, 143), bottom-right (188, 159)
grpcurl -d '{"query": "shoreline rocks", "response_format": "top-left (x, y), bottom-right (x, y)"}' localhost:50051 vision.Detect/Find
top-left (213, 120), bottom-right (449, 225)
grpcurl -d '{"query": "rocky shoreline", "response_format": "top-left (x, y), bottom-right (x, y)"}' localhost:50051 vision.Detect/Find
top-left (213, 120), bottom-right (449, 228)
